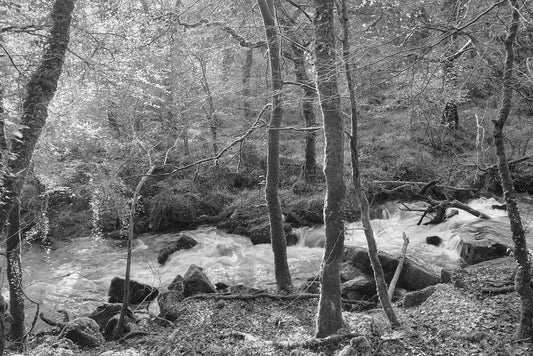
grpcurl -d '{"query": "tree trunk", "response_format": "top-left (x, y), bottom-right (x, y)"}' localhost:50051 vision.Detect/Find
top-left (197, 55), bottom-right (219, 155)
top-left (314, 0), bottom-right (346, 338)
top-left (258, 0), bottom-right (292, 293)
top-left (0, 3), bottom-right (74, 350)
top-left (339, 0), bottom-right (400, 329)
top-left (112, 165), bottom-right (156, 340)
top-left (6, 198), bottom-right (25, 349)
top-left (242, 48), bottom-right (253, 126)
top-left (0, 0), bottom-right (74, 229)
top-left (492, 1), bottom-right (533, 340)
top-left (291, 43), bottom-right (318, 182)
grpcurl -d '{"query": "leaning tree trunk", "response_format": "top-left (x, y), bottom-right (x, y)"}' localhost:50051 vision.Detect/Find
top-left (314, 0), bottom-right (346, 338)
top-left (0, 0), bottom-right (74, 351)
top-left (492, 1), bottom-right (533, 339)
top-left (339, 0), bottom-right (400, 328)
top-left (258, 0), bottom-right (292, 293)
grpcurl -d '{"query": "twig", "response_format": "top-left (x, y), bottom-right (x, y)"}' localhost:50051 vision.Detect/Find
top-left (273, 333), bottom-right (360, 350)
top-left (388, 233), bottom-right (409, 300)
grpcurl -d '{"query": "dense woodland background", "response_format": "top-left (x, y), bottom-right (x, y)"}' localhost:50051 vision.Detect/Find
top-left (1, 0), bottom-right (533, 354)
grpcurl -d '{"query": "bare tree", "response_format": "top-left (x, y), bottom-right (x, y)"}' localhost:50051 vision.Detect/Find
top-left (492, 0), bottom-right (533, 340)
top-left (314, 0), bottom-right (346, 337)
top-left (258, 0), bottom-right (292, 293)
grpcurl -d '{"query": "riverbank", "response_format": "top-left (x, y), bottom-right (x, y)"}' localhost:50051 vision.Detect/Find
top-left (23, 256), bottom-right (531, 356)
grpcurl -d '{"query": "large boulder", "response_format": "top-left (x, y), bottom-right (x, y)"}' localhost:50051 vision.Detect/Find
top-left (183, 264), bottom-right (216, 297)
top-left (157, 234), bottom-right (198, 265)
top-left (343, 246), bottom-right (451, 291)
top-left (458, 224), bottom-right (512, 265)
top-left (108, 277), bottom-right (159, 304)
top-left (248, 221), bottom-right (298, 246)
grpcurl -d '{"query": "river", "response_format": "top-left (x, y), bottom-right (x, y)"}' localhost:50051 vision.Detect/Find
top-left (7, 196), bottom-right (533, 330)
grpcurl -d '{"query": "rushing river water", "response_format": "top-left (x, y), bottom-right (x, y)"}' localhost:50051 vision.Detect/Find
top-left (6, 196), bottom-right (533, 330)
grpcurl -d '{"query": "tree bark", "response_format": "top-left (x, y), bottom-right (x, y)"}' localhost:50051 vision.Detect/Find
top-left (258, 0), bottom-right (292, 293)
top-left (339, 0), bottom-right (400, 329)
top-left (0, 2), bottom-right (74, 350)
top-left (291, 43), bottom-right (318, 182)
top-left (242, 48), bottom-right (253, 126)
top-left (0, 0), bottom-right (74, 231)
top-left (6, 197), bottom-right (25, 349)
top-left (314, 0), bottom-right (346, 338)
top-left (197, 54), bottom-right (219, 155)
top-left (492, 1), bottom-right (533, 340)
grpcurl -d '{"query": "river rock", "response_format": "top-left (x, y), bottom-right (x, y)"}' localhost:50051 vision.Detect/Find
top-left (342, 275), bottom-right (376, 300)
top-left (183, 264), bottom-right (216, 297)
top-left (158, 290), bottom-right (184, 322)
top-left (59, 317), bottom-right (105, 348)
top-left (158, 234), bottom-right (198, 265)
top-left (343, 247), bottom-right (451, 291)
top-left (86, 304), bottom-right (135, 333)
top-left (108, 277), bottom-right (159, 304)
top-left (340, 262), bottom-right (364, 282)
top-left (426, 235), bottom-right (443, 247)
top-left (459, 225), bottom-right (511, 265)
top-left (249, 222), bottom-right (298, 246)
top-left (168, 274), bottom-right (184, 292)
top-left (402, 285), bottom-right (437, 308)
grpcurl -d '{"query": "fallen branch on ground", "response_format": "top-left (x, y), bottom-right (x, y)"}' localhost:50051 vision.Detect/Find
top-left (481, 285), bottom-right (515, 294)
top-left (388, 233), bottom-right (409, 300)
top-left (273, 333), bottom-right (360, 350)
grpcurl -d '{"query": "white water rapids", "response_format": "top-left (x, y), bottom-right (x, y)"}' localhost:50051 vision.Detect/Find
top-left (5, 196), bottom-right (533, 330)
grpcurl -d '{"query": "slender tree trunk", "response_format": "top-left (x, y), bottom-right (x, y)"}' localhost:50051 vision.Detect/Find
top-left (314, 0), bottom-right (346, 338)
top-left (492, 1), bottom-right (533, 340)
top-left (258, 0), bottom-right (292, 293)
top-left (339, 0), bottom-right (400, 328)
top-left (6, 197), bottom-right (25, 349)
top-left (242, 48), bottom-right (253, 125)
top-left (113, 165), bottom-right (156, 340)
top-left (197, 55), bottom-right (219, 155)
top-left (291, 43), bottom-right (318, 182)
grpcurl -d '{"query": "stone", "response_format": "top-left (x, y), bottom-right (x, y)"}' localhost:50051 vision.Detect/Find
top-left (343, 246), bottom-right (451, 291)
top-left (249, 222), bottom-right (297, 246)
top-left (426, 235), bottom-right (443, 247)
top-left (340, 262), bottom-right (364, 282)
top-left (157, 290), bottom-right (184, 322)
top-left (59, 317), bottom-right (105, 348)
top-left (342, 275), bottom-right (376, 300)
top-left (168, 275), bottom-right (184, 292)
top-left (108, 277), bottom-right (159, 304)
top-left (459, 225), bottom-right (511, 265)
top-left (157, 234), bottom-right (198, 265)
top-left (183, 264), bottom-right (216, 297)
top-left (86, 303), bottom-right (135, 333)
top-left (402, 285), bottom-right (437, 308)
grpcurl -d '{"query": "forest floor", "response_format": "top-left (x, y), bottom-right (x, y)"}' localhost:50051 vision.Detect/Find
top-left (23, 257), bottom-right (532, 356)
